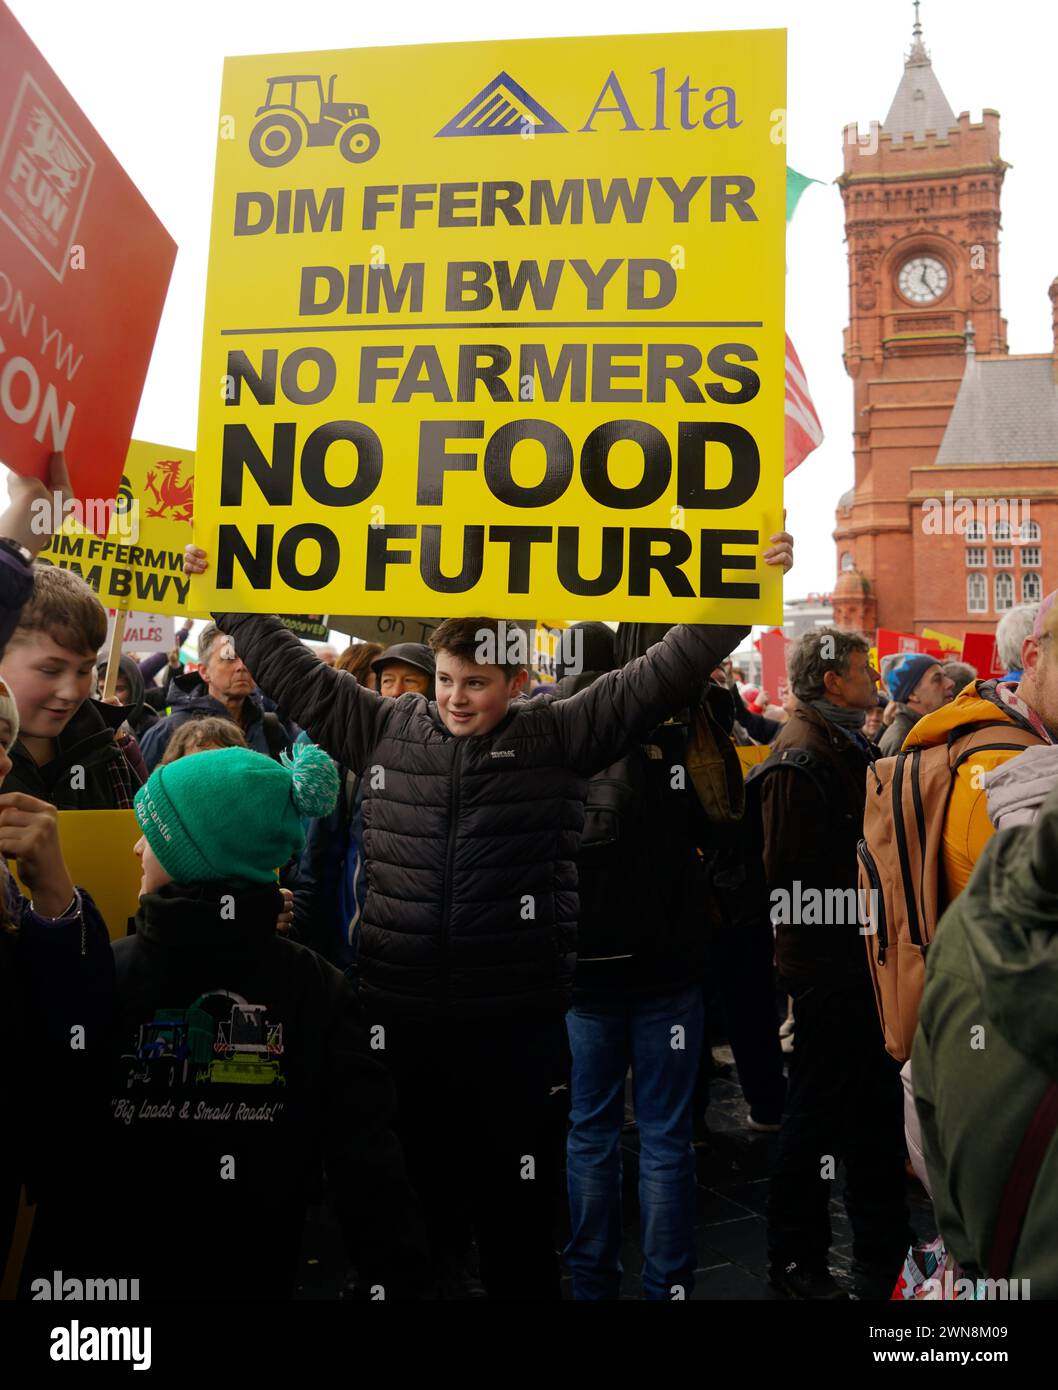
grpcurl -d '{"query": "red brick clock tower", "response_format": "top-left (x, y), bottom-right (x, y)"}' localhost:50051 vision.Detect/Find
top-left (831, 6), bottom-right (1010, 634)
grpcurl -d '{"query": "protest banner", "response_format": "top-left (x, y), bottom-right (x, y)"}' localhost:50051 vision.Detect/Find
top-left (962, 631), bottom-right (1004, 679)
top-left (330, 614), bottom-right (443, 646)
top-left (279, 614), bottom-right (331, 641)
top-left (876, 628), bottom-right (944, 662)
top-left (736, 744), bottom-right (770, 774)
top-left (758, 626), bottom-right (788, 699)
top-left (922, 627), bottom-right (963, 656)
top-left (8, 809), bottom-right (141, 943)
top-left (0, 4), bottom-right (176, 500)
top-left (190, 30), bottom-right (786, 624)
top-left (36, 438), bottom-right (202, 616)
top-left (104, 609), bottom-right (175, 653)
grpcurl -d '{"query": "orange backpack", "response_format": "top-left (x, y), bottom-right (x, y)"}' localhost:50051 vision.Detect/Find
top-left (858, 720), bottom-right (1042, 1062)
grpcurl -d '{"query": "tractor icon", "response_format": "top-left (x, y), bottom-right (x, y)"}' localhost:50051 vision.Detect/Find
top-left (249, 74), bottom-right (380, 168)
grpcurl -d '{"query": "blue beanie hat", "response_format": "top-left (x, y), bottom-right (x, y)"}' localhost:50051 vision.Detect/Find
top-left (885, 653), bottom-right (939, 705)
top-left (134, 743), bottom-right (339, 884)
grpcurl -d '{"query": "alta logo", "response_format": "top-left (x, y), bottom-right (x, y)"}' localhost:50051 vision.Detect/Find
top-left (436, 72), bottom-right (567, 138)
top-left (0, 73), bottom-right (95, 282)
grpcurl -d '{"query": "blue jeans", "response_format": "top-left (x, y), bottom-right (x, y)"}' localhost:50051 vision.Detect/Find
top-left (564, 986), bottom-right (704, 1300)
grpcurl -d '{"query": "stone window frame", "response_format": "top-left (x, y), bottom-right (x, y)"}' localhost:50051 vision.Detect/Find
top-left (994, 573), bottom-right (1014, 611)
top-left (1022, 572), bottom-right (1042, 604)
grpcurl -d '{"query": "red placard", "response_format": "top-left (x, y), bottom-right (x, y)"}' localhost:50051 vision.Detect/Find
top-left (0, 2), bottom-right (176, 500)
top-left (962, 632), bottom-right (1005, 679)
top-left (759, 627), bottom-right (789, 701)
top-left (876, 628), bottom-right (944, 661)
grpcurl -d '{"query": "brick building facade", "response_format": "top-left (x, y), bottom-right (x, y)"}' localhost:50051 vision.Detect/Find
top-left (830, 11), bottom-right (1057, 639)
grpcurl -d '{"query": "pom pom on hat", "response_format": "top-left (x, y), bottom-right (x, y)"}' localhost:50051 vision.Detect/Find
top-left (281, 741), bottom-right (340, 817)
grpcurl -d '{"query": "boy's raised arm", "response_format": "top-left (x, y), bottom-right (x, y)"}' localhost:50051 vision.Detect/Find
top-left (210, 611), bottom-right (389, 775)
top-left (553, 622), bottom-right (750, 775)
top-left (553, 523), bottom-right (794, 773)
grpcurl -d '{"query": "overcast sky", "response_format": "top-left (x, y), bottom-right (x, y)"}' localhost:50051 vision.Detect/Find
top-left (7, 0), bottom-right (1056, 609)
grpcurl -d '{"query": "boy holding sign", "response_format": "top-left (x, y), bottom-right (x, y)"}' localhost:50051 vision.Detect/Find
top-left (185, 525), bottom-right (793, 1297)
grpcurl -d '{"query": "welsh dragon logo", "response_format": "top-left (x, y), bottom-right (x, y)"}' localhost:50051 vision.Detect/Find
top-left (144, 458), bottom-right (193, 524)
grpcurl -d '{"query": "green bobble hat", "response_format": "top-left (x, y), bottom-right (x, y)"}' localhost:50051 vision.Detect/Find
top-left (134, 742), bottom-right (339, 885)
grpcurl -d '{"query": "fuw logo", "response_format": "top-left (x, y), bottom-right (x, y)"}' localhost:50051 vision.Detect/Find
top-left (0, 73), bottom-right (94, 281)
top-left (436, 72), bottom-right (566, 138)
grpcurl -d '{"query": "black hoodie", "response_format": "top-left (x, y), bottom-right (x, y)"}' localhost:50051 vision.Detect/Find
top-left (97, 653), bottom-right (158, 739)
top-left (34, 881), bottom-right (430, 1299)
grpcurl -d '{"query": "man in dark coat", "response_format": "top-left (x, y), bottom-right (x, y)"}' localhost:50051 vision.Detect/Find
top-left (138, 624), bottom-right (295, 770)
top-left (761, 627), bottom-right (912, 1300)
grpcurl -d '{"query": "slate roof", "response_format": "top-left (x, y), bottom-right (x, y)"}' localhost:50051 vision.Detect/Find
top-left (935, 356), bottom-right (1058, 465)
top-left (882, 37), bottom-right (957, 140)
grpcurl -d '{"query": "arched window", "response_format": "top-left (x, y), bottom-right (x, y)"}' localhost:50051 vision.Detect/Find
top-left (840, 551), bottom-right (856, 573)
top-left (992, 519), bottom-right (1011, 542)
top-left (1019, 519), bottom-right (1041, 542)
top-left (1022, 572), bottom-right (1042, 603)
top-left (967, 573), bottom-right (987, 613)
top-left (994, 573), bottom-right (1014, 611)
top-left (965, 520), bottom-right (985, 542)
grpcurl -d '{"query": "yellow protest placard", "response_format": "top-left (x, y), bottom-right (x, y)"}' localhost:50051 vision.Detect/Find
top-left (922, 628), bottom-right (963, 656)
top-left (191, 31), bottom-right (786, 624)
top-left (9, 810), bottom-right (142, 942)
top-left (36, 439), bottom-right (202, 618)
top-left (736, 743), bottom-right (771, 774)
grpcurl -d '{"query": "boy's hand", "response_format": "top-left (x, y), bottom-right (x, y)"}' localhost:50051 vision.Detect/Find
top-left (184, 544), bottom-right (208, 576)
top-left (0, 452), bottom-right (73, 558)
top-left (763, 509), bottom-right (794, 573)
top-left (0, 791), bottom-right (76, 914)
top-left (276, 887), bottom-right (293, 935)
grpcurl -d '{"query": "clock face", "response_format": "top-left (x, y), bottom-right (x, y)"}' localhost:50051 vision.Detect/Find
top-left (898, 255), bottom-right (950, 304)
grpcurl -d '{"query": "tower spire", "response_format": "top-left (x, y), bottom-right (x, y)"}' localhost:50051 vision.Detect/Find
top-left (883, 0), bottom-right (955, 138)
top-left (909, 1), bottom-right (929, 65)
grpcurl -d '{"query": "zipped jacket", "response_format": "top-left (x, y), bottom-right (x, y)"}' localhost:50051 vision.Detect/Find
top-left (213, 612), bottom-right (746, 1020)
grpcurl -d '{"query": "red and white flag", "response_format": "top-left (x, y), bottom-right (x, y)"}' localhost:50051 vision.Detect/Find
top-left (784, 334), bottom-right (824, 475)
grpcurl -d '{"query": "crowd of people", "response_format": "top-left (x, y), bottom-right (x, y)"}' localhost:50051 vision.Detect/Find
top-left (1, 454), bottom-right (1055, 1303)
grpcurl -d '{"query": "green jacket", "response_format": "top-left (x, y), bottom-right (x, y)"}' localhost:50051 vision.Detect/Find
top-left (913, 785), bottom-right (1058, 1294)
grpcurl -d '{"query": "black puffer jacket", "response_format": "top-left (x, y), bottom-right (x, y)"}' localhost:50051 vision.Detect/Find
top-left (215, 613), bottom-right (746, 1020)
